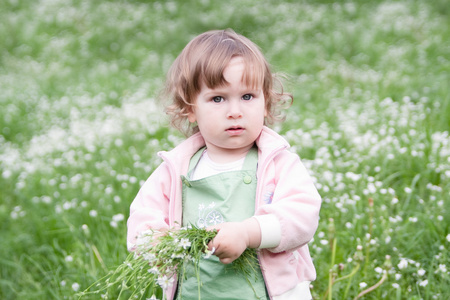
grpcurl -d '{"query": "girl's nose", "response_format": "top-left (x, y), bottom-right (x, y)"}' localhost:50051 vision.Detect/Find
top-left (226, 100), bottom-right (242, 119)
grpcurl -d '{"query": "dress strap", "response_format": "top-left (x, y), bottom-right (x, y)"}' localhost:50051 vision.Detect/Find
top-left (242, 144), bottom-right (258, 171)
top-left (187, 145), bottom-right (258, 177)
top-left (187, 146), bottom-right (206, 174)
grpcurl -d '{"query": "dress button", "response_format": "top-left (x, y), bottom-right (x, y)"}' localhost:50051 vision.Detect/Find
top-left (181, 176), bottom-right (191, 187)
top-left (243, 175), bottom-right (252, 184)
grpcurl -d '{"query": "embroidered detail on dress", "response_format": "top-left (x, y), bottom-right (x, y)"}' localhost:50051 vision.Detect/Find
top-left (197, 202), bottom-right (224, 228)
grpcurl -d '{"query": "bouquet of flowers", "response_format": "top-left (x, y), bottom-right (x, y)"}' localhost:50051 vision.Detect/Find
top-left (78, 226), bottom-right (259, 300)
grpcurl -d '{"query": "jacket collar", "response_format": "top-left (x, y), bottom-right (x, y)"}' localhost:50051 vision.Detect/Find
top-left (159, 126), bottom-right (290, 168)
top-left (256, 126), bottom-right (290, 160)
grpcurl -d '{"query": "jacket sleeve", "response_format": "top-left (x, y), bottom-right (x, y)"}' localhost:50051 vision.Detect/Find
top-left (126, 162), bottom-right (173, 251)
top-left (256, 151), bottom-right (321, 253)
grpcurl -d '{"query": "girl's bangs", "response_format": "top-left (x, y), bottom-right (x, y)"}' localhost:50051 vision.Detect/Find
top-left (241, 56), bottom-right (265, 90)
top-left (200, 52), bottom-right (265, 91)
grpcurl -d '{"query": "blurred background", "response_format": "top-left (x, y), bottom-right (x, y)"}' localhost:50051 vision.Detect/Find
top-left (1, 0), bottom-right (449, 299)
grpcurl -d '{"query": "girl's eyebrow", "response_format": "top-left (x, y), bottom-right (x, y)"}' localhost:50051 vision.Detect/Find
top-left (201, 88), bottom-right (224, 96)
top-left (205, 85), bottom-right (261, 93)
top-left (202, 88), bottom-right (260, 97)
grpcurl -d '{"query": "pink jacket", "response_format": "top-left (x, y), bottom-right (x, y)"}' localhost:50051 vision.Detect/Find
top-left (127, 126), bottom-right (321, 299)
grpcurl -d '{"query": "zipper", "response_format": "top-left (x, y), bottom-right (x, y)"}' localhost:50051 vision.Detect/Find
top-left (255, 144), bottom-right (287, 209)
top-left (255, 144), bottom-right (287, 300)
top-left (158, 151), bottom-right (180, 299)
top-left (258, 252), bottom-right (273, 300)
top-left (158, 151), bottom-right (178, 227)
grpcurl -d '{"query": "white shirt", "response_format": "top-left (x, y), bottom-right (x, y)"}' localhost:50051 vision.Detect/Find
top-left (190, 150), bottom-right (245, 180)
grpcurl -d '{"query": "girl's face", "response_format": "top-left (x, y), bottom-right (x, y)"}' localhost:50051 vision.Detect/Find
top-left (188, 57), bottom-right (266, 163)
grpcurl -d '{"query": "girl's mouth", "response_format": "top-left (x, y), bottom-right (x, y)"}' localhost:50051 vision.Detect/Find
top-left (226, 127), bottom-right (244, 135)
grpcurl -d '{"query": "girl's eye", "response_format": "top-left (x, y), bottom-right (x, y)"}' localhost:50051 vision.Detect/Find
top-left (212, 96), bottom-right (224, 103)
top-left (242, 94), bottom-right (253, 101)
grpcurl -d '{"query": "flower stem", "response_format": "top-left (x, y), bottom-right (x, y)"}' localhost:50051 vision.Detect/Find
top-left (342, 263), bottom-right (360, 299)
top-left (328, 237), bottom-right (337, 300)
top-left (353, 271), bottom-right (388, 300)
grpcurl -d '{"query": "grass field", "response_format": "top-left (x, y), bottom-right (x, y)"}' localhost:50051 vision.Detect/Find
top-left (1, 0), bottom-right (449, 299)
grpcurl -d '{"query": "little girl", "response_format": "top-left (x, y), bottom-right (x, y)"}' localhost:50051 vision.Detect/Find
top-left (127, 29), bottom-right (321, 300)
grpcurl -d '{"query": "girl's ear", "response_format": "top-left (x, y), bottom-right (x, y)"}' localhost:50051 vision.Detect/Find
top-left (187, 109), bottom-right (196, 123)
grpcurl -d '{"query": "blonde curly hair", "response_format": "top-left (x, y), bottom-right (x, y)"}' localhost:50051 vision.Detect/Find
top-left (163, 29), bottom-right (292, 136)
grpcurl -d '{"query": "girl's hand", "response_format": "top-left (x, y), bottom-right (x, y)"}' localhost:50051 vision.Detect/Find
top-left (208, 218), bottom-right (261, 264)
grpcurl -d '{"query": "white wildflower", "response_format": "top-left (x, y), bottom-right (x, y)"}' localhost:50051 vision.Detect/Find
top-left (417, 269), bottom-right (426, 276)
top-left (157, 275), bottom-right (174, 289)
top-left (392, 283), bottom-right (400, 289)
top-left (171, 253), bottom-right (185, 259)
top-left (204, 247), bottom-right (215, 259)
top-left (143, 252), bottom-right (156, 263)
top-left (136, 230), bottom-right (154, 246)
top-left (436, 264), bottom-right (447, 274)
top-left (72, 282), bottom-right (80, 291)
top-left (398, 258), bottom-right (408, 269)
top-left (359, 282), bottom-right (367, 288)
top-left (112, 213), bottom-right (124, 222)
top-left (419, 279), bottom-right (428, 287)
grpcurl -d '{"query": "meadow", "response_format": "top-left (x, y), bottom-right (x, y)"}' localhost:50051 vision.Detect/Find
top-left (0, 0), bottom-right (449, 299)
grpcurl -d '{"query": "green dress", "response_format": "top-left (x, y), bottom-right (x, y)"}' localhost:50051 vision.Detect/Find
top-left (177, 147), bottom-right (268, 300)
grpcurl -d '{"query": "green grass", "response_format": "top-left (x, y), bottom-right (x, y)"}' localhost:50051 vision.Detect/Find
top-left (1, 0), bottom-right (449, 299)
